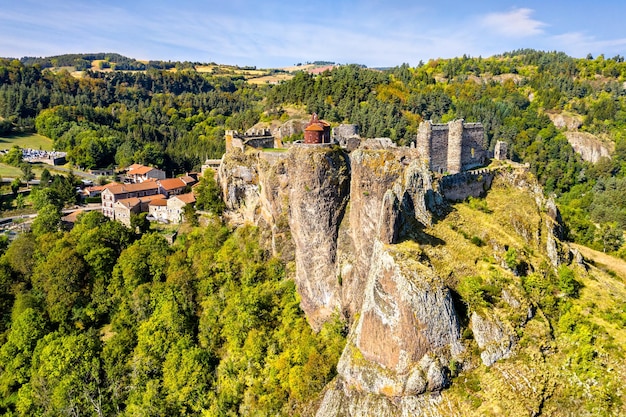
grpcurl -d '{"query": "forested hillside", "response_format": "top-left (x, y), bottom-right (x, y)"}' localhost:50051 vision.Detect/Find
top-left (0, 59), bottom-right (265, 173)
top-left (0, 212), bottom-right (345, 415)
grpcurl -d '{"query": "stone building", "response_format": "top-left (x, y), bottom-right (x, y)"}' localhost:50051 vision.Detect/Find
top-left (101, 181), bottom-right (160, 219)
top-left (494, 141), bottom-right (508, 160)
top-left (416, 119), bottom-right (486, 174)
top-left (304, 113), bottom-right (331, 144)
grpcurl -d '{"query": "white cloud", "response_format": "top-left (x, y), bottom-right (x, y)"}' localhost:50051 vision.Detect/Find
top-left (552, 32), bottom-right (626, 58)
top-left (481, 8), bottom-right (546, 38)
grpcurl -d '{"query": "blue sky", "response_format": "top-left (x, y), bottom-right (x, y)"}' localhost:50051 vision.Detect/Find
top-left (1, 0), bottom-right (625, 68)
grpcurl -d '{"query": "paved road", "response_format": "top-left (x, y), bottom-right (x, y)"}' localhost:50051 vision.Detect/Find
top-left (49, 166), bottom-right (98, 180)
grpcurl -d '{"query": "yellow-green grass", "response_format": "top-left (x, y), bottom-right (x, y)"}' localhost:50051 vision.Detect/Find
top-left (572, 243), bottom-right (626, 281)
top-left (0, 162), bottom-right (54, 179)
top-left (0, 163), bottom-right (25, 178)
top-left (426, 174), bottom-right (626, 416)
top-left (0, 132), bottom-right (54, 151)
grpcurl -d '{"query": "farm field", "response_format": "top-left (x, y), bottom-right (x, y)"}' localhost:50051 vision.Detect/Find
top-left (0, 132), bottom-right (54, 151)
top-left (247, 73), bottom-right (294, 84)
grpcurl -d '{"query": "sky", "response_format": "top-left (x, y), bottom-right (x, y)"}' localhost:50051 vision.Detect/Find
top-left (1, 0), bottom-right (626, 68)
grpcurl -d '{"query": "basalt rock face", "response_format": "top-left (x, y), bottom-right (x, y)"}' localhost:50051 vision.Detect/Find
top-left (316, 241), bottom-right (463, 416)
top-left (341, 149), bottom-right (441, 319)
top-left (470, 311), bottom-right (516, 366)
top-left (218, 149), bottom-right (293, 259)
top-left (564, 131), bottom-right (613, 163)
top-left (286, 145), bottom-right (351, 329)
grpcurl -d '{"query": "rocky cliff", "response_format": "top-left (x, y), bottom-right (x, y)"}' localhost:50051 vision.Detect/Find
top-left (564, 131), bottom-right (613, 163)
top-left (217, 145), bottom-right (610, 416)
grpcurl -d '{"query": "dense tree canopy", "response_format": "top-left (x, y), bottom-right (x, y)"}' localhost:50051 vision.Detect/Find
top-left (0, 212), bottom-right (346, 416)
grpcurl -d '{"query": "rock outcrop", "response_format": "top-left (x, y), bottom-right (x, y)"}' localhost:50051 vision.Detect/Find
top-left (286, 145), bottom-right (350, 328)
top-left (564, 131), bottom-right (613, 163)
top-left (470, 311), bottom-right (516, 366)
top-left (548, 112), bottom-right (582, 130)
top-left (340, 149), bottom-right (440, 319)
top-left (317, 240), bottom-right (462, 416)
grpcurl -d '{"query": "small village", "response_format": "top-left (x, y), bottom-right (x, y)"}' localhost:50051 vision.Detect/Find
top-left (83, 163), bottom-right (198, 227)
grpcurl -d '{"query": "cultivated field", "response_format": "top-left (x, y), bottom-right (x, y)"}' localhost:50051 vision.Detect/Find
top-left (0, 133), bottom-right (54, 151)
top-left (246, 73), bottom-right (294, 84)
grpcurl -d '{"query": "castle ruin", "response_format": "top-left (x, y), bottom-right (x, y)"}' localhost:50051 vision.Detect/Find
top-left (416, 119), bottom-right (486, 174)
top-left (225, 128), bottom-right (275, 151)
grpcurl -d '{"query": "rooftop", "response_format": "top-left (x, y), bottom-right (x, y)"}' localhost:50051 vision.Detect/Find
top-left (105, 181), bottom-right (159, 195)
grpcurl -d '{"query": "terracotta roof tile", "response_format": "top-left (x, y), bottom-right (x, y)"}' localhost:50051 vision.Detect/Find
top-left (128, 165), bottom-right (158, 176)
top-left (105, 181), bottom-right (159, 196)
top-left (149, 198), bottom-right (168, 207)
top-left (173, 193), bottom-right (196, 204)
top-left (158, 178), bottom-right (187, 190)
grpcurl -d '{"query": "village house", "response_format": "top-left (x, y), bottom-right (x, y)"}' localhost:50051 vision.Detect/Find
top-left (101, 181), bottom-right (160, 219)
top-left (112, 194), bottom-right (166, 226)
top-left (126, 164), bottom-right (166, 183)
top-left (148, 193), bottom-right (196, 224)
top-left (168, 193), bottom-right (196, 223)
top-left (148, 198), bottom-right (169, 222)
top-left (101, 163), bottom-right (199, 226)
top-left (89, 168), bottom-right (114, 177)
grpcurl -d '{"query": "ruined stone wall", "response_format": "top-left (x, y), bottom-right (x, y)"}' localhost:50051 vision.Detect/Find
top-left (244, 136), bottom-right (275, 149)
top-left (333, 124), bottom-right (359, 139)
top-left (416, 120), bottom-right (486, 174)
top-left (415, 122), bottom-right (432, 168)
top-left (429, 126), bottom-right (449, 174)
top-left (438, 169), bottom-right (494, 201)
top-left (494, 141), bottom-right (508, 160)
top-left (460, 123), bottom-right (486, 171)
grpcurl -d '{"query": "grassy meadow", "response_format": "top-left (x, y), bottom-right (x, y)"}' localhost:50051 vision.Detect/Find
top-left (0, 132), bottom-right (54, 151)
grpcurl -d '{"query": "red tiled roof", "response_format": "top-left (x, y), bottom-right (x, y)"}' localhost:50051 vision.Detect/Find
top-left (149, 198), bottom-right (168, 207)
top-left (180, 175), bottom-right (196, 184)
top-left (158, 178), bottom-right (187, 190)
top-left (116, 193), bottom-right (166, 209)
top-left (128, 165), bottom-right (158, 176)
top-left (62, 209), bottom-right (84, 223)
top-left (305, 124), bottom-right (324, 131)
top-left (115, 197), bottom-right (141, 209)
top-left (105, 181), bottom-right (159, 196)
top-left (173, 193), bottom-right (196, 204)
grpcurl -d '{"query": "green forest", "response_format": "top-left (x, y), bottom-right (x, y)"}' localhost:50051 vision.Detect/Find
top-left (1, 50), bottom-right (626, 415)
top-left (0, 211), bottom-right (345, 415)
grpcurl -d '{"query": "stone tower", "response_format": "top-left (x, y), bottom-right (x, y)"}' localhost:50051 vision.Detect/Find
top-left (415, 121), bottom-right (432, 169)
top-left (415, 119), bottom-right (486, 174)
top-left (447, 119), bottom-right (464, 174)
